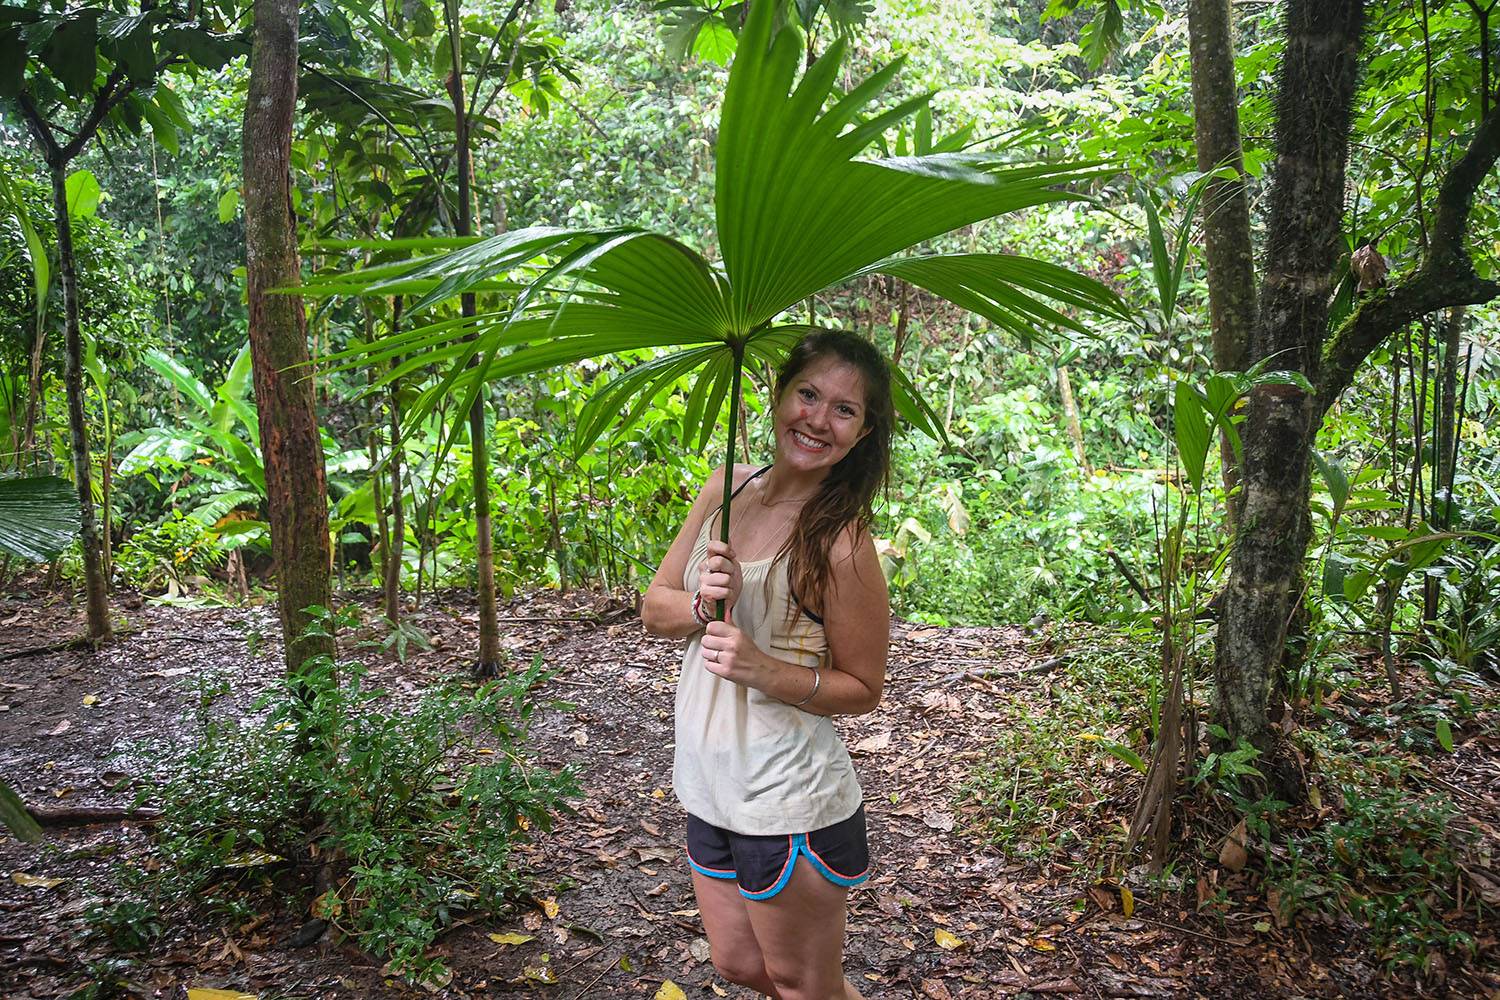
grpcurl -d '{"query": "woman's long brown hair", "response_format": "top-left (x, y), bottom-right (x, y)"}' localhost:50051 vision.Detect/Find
top-left (772, 331), bottom-right (893, 617)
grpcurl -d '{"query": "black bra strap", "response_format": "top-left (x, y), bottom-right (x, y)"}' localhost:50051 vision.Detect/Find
top-left (728, 464), bottom-right (774, 502)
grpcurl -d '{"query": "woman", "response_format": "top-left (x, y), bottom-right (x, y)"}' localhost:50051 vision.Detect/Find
top-left (642, 330), bottom-right (893, 1000)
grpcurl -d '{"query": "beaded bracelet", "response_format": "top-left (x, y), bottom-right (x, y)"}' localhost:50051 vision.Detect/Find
top-left (690, 590), bottom-right (713, 627)
top-left (792, 666), bottom-right (821, 707)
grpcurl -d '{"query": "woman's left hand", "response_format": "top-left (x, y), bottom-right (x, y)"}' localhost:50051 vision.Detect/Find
top-left (700, 620), bottom-right (765, 685)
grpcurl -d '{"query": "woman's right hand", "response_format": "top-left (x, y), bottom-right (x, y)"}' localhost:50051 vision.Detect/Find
top-left (697, 539), bottom-right (742, 619)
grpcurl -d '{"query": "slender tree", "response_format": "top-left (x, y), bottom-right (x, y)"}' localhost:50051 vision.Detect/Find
top-left (5, 5), bottom-right (239, 641)
top-left (243, 0), bottom-right (335, 671)
top-left (1186, 0), bottom-right (1255, 517)
top-left (443, 0), bottom-right (503, 676)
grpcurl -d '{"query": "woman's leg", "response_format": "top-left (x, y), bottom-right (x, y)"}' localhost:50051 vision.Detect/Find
top-left (743, 858), bottom-right (866, 1000)
top-left (692, 869), bottom-right (782, 998)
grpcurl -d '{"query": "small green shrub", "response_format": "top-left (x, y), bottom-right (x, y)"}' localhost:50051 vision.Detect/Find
top-left (113, 633), bottom-right (577, 982)
top-left (115, 510), bottom-right (225, 591)
top-left (1266, 747), bottom-right (1476, 971)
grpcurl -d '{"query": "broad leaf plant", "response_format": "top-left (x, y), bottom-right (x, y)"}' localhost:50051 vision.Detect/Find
top-left (306, 0), bottom-right (1128, 617)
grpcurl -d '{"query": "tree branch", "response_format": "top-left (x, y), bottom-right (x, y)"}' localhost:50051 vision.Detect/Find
top-left (59, 66), bottom-right (131, 163)
top-left (1318, 103), bottom-right (1500, 415)
top-left (14, 93), bottom-right (62, 164)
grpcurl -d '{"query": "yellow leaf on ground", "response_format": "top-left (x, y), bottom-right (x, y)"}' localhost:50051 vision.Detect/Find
top-left (82, 693), bottom-right (99, 707)
top-left (310, 890), bottom-right (342, 921)
top-left (1031, 937), bottom-right (1056, 952)
top-left (654, 981), bottom-right (687, 1000)
top-left (11, 873), bottom-right (63, 889)
top-left (540, 896), bottom-right (560, 919)
top-left (488, 932), bottom-right (534, 946)
top-left (187, 990), bottom-right (256, 1000)
top-left (1120, 885), bottom-right (1135, 917)
top-left (933, 928), bottom-right (963, 951)
top-left (1219, 817), bottom-right (1249, 873)
top-left (221, 850), bottom-right (282, 869)
top-left (521, 965), bottom-right (557, 984)
top-left (651, 787), bottom-right (667, 799)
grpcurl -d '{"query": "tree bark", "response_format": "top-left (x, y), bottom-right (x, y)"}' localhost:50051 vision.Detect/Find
top-left (1213, 0), bottom-right (1364, 749)
top-left (244, 0), bottom-right (334, 673)
top-left (47, 164), bottom-right (111, 642)
top-left (1186, 0), bottom-right (1256, 519)
top-left (1425, 305), bottom-right (1464, 623)
top-left (445, 1), bottom-right (502, 675)
top-left (385, 297), bottom-right (407, 623)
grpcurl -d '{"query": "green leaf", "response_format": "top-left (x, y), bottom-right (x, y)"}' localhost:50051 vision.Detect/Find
top-left (714, 0), bottom-right (1108, 328)
top-left (1173, 381), bottom-right (1210, 491)
top-left (137, 95), bottom-right (179, 155)
top-left (1099, 739), bottom-right (1147, 774)
top-left (1435, 719), bottom-right (1453, 752)
top-left (1312, 450), bottom-right (1350, 513)
top-left (100, 11), bottom-right (156, 84)
top-left (0, 475), bottom-right (79, 563)
top-left (0, 780), bottom-right (42, 844)
top-left (0, 169), bottom-right (50, 338)
top-left (65, 169), bottom-right (100, 219)
top-left (0, 28), bottom-right (26, 99)
top-left (142, 349), bottom-right (214, 415)
top-left (217, 188), bottom-right (239, 223)
top-left (692, 20), bottom-right (736, 64)
top-left (40, 9), bottom-right (99, 98)
top-left (858, 253), bottom-right (1128, 344)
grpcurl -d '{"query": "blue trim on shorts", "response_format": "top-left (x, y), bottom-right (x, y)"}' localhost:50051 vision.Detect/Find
top-left (736, 835), bottom-right (870, 901)
top-left (685, 849), bottom-right (738, 881)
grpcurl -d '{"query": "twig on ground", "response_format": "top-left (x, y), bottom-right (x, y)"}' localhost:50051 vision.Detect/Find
top-left (565, 951), bottom-right (612, 998)
top-left (910, 656), bottom-right (1067, 691)
top-left (1135, 915), bottom-right (1241, 945)
top-left (28, 804), bottom-right (161, 827)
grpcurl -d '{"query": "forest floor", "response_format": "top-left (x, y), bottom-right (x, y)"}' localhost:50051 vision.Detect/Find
top-left (1, 587), bottom-right (1496, 1000)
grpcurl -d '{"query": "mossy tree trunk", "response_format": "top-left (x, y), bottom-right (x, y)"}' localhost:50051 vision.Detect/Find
top-left (1213, 0), bottom-right (1365, 749)
top-left (244, 0), bottom-right (335, 673)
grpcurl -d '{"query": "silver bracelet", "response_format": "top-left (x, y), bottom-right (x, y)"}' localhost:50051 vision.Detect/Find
top-left (792, 666), bottom-right (820, 707)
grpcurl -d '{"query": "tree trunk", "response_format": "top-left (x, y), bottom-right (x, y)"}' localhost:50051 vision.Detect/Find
top-left (445, 2), bottom-right (502, 675)
top-left (1056, 364), bottom-right (1089, 473)
top-left (385, 296), bottom-right (407, 623)
top-left (1213, 0), bottom-right (1364, 750)
top-left (365, 321), bottom-right (392, 614)
top-left (47, 164), bottom-right (111, 643)
top-left (1424, 305), bottom-right (1464, 623)
top-left (244, 0), bottom-right (334, 673)
top-left (1187, 0), bottom-right (1256, 522)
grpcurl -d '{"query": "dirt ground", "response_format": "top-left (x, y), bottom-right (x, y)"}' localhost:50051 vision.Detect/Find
top-left (1, 587), bottom-right (1496, 999)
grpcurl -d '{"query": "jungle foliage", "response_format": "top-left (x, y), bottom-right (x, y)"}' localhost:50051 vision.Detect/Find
top-left (1, 0), bottom-right (1497, 983)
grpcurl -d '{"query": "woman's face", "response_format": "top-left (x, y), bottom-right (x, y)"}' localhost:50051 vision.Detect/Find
top-left (772, 355), bottom-right (871, 477)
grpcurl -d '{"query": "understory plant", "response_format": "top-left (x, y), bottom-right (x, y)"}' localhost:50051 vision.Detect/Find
top-left (114, 612), bottom-right (577, 981)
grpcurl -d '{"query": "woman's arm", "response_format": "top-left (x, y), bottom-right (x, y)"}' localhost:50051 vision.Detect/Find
top-left (642, 465), bottom-right (749, 638)
top-left (701, 526), bottom-right (890, 716)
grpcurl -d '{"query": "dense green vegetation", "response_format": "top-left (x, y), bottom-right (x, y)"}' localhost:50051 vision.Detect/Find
top-left (2, 0), bottom-right (1497, 987)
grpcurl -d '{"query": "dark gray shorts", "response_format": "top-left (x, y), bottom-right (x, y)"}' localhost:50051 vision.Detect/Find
top-left (685, 805), bottom-right (870, 900)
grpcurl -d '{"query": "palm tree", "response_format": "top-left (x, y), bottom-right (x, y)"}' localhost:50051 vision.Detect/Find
top-left (307, 0), bottom-right (1126, 622)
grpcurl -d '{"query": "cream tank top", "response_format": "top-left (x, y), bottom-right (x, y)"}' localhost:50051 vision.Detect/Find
top-left (672, 469), bottom-right (863, 835)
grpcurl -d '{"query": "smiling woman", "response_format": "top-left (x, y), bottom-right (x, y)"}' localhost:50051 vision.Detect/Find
top-left (641, 330), bottom-right (894, 1000)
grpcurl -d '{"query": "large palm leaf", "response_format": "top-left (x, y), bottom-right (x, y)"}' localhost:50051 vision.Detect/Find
top-left (305, 1), bottom-right (1128, 610)
top-left (0, 475), bottom-right (78, 563)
